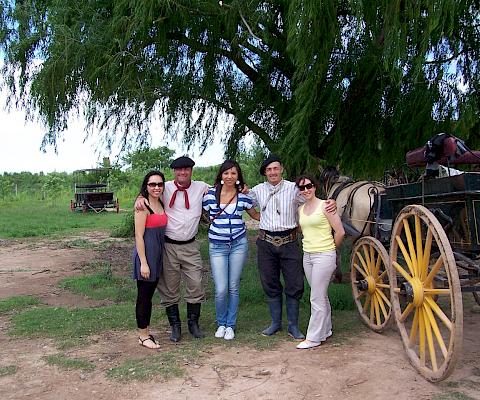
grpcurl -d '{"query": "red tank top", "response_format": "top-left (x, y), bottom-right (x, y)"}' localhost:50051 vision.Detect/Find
top-left (145, 213), bottom-right (168, 228)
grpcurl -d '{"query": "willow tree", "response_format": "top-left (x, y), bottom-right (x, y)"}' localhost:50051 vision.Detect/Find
top-left (0, 1), bottom-right (478, 177)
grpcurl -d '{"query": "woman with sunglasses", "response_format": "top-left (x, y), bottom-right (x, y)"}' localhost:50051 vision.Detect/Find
top-left (202, 160), bottom-right (260, 340)
top-left (295, 174), bottom-right (345, 349)
top-left (132, 170), bottom-right (168, 349)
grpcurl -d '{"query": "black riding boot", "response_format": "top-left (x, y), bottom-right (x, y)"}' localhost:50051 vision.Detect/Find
top-left (286, 296), bottom-right (305, 340)
top-left (261, 296), bottom-right (282, 336)
top-left (165, 304), bottom-right (182, 342)
top-left (187, 303), bottom-right (205, 339)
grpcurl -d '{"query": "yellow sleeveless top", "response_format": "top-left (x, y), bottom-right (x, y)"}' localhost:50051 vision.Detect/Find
top-left (299, 201), bottom-right (335, 253)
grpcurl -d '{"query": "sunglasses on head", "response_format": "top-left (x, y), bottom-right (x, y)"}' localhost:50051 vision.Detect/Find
top-left (147, 182), bottom-right (164, 188)
top-left (298, 183), bottom-right (315, 191)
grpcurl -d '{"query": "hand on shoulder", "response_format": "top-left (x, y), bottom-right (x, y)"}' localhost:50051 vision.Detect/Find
top-left (324, 199), bottom-right (337, 214)
top-left (134, 196), bottom-right (148, 211)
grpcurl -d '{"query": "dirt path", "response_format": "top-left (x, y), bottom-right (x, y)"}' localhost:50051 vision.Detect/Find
top-left (0, 234), bottom-right (479, 400)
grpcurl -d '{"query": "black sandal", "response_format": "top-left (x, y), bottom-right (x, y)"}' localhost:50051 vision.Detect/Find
top-left (138, 336), bottom-right (159, 349)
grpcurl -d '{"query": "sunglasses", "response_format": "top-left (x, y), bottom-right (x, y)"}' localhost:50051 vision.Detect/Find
top-left (298, 183), bottom-right (315, 191)
top-left (147, 182), bottom-right (164, 188)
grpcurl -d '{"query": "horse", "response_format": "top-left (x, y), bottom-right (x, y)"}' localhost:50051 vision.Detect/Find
top-left (319, 166), bottom-right (385, 282)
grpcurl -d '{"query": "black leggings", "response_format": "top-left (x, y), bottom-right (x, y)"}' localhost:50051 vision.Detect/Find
top-left (136, 279), bottom-right (159, 329)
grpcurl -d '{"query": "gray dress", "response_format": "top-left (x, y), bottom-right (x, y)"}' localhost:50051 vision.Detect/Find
top-left (132, 211), bottom-right (167, 282)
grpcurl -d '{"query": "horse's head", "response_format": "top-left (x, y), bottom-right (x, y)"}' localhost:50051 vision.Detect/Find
top-left (319, 166), bottom-right (340, 197)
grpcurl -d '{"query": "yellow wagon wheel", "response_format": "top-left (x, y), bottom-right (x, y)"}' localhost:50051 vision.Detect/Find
top-left (351, 236), bottom-right (392, 332)
top-left (389, 205), bottom-right (463, 382)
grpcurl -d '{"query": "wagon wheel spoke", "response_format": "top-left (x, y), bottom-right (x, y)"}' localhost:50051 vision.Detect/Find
top-left (395, 235), bottom-right (416, 278)
top-left (356, 252), bottom-right (370, 275)
top-left (355, 290), bottom-right (366, 300)
top-left (376, 269), bottom-right (388, 282)
top-left (369, 294), bottom-right (376, 324)
top-left (362, 244), bottom-right (372, 272)
top-left (399, 302), bottom-right (414, 322)
top-left (403, 219), bottom-right (418, 277)
top-left (423, 306), bottom-right (438, 371)
top-left (376, 291), bottom-right (389, 321)
top-left (421, 229), bottom-right (433, 281)
top-left (423, 302), bottom-right (448, 358)
top-left (389, 205), bottom-right (462, 382)
top-left (424, 296), bottom-right (452, 331)
top-left (424, 289), bottom-right (451, 296)
top-left (374, 250), bottom-right (382, 276)
top-left (376, 287), bottom-right (391, 308)
top-left (392, 261), bottom-right (412, 283)
top-left (415, 215), bottom-right (423, 278)
top-left (424, 257), bottom-right (443, 287)
top-left (370, 245), bottom-right (376, 274)
top-left (418, 307), bottom-right (426, 366)
top-left (363, 293), bottom-right (371, 312)
top-left (353, 263), bottom-right (368, 279)
top-left (376, 283), bottom-right (390, 290)
top-left (409, 308), bottom-right (420, 346)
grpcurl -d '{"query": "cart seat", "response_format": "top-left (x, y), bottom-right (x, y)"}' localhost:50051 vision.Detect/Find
top-left (406, 146), bottom-right (480, 167)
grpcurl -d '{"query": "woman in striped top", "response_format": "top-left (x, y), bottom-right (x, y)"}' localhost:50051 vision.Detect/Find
top-left (203, 160), bottom-right (260, 340)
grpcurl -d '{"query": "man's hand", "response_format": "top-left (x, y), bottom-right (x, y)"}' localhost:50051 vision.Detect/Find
top-left (135, 196), bottom-right (148, 211)
top-left (240, 184), bottom-right (249, 194)
top-left (324, 199), bottom-right (337, 214)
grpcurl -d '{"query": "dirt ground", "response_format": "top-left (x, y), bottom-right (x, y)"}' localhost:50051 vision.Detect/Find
top-left (0, 233), bottom-right (479, 400)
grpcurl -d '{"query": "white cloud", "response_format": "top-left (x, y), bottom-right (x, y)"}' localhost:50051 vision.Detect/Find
top-left (0, 92), bottom-right (225, 173)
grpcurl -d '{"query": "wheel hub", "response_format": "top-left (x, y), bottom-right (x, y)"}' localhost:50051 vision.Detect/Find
top-left (357, 275), bottom-right (376, 294)
top-left (402, 278), bottom-right (424, 307)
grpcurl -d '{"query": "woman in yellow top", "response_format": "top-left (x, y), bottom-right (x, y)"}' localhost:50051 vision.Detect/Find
top-left (295, 174), bottom-right (345, 349)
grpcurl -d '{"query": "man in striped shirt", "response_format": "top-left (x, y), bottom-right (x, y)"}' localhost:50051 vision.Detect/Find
top-left (249, 155), bottom-right (335, 339)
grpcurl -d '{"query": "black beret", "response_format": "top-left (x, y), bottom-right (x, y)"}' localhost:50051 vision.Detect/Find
top-left (260, 154), bottom-right (282, 176)
top-left (170, 156), bottom-right (195, 169)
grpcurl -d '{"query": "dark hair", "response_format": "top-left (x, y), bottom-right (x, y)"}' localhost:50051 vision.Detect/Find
top-left (295, 174), bottom-right (320, 189)
top-left (140, 170), bottom-right (165, 208)
top-left (214, 160), bottom-right (245, 206)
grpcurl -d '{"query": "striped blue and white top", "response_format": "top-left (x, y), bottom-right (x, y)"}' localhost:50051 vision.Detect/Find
top-left (202, 188), bottom-right (254, 243)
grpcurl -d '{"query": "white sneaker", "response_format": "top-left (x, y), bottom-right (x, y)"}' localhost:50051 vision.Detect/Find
top-left (296, 340), bottom-right (321, 349)
top-left (215, 326), bottom-right (226, 338)
top-left (224, 327), bottom-right (235, 340)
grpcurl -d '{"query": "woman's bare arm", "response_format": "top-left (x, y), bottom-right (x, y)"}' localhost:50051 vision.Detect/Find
top-left (324, 206), bottom-right (345, 248)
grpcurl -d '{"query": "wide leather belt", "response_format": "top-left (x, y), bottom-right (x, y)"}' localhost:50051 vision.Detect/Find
top-left (165, 236), bottom-right (195, 245)
top-left (258, 229), bottom-right (297, 247)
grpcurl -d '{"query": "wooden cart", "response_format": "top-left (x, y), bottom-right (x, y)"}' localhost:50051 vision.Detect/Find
top-left (349, 142), bottom-right (480, 382)
top-left (70, 169), bottom-right (119, 213)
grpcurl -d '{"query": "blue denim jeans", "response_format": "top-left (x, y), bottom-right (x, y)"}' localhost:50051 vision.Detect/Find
top-left (209, 235), bottom-right (248, 329)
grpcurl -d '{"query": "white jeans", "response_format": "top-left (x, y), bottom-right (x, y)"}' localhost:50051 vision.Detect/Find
top-left (303, 250), bottom-right (337, 342)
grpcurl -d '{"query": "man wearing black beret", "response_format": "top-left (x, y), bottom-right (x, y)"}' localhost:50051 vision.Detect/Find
top-left (136, 155), bottom-right (209, 342)
top-left (249, 155), bottom-right (335, 340)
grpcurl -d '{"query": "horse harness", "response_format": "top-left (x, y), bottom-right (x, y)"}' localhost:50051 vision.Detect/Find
top-left (328, 180), bottom-right (380, 238)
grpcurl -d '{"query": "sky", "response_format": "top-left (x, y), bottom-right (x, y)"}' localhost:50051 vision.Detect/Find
top-left (0, 94), bottom-right (226, 174)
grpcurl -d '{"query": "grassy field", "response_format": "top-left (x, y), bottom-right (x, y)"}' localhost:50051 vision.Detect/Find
top-left (0, 196), bottom-right (128, 238)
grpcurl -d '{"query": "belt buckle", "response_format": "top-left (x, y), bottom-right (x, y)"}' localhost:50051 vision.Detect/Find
top-left (272, 236), bottom-right (283, 247)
